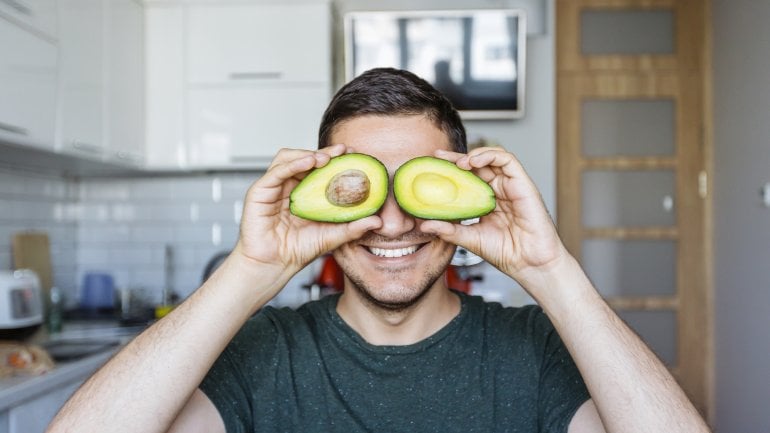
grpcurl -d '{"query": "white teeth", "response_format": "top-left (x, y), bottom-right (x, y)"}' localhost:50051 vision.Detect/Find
top-left (369, 246), bottom-right (419, 258)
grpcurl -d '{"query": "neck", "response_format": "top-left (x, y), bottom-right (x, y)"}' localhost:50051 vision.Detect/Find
top-left (336, 280), bottom-right (461, 346)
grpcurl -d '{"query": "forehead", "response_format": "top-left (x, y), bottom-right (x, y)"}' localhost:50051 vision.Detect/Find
top-left (329, 114), bottom-right (452, 170)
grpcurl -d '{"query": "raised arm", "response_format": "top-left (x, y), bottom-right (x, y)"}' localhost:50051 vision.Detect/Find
top-left (422, 147), bottom-right (711, 433)
top-left (46, 145), bottom-right (382, 433)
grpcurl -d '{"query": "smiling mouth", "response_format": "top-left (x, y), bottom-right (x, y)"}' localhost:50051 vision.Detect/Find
top-left (367, 245), bottom-right (422, 258)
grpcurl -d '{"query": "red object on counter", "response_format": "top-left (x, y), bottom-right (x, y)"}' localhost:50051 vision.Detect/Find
top-left (445, 265), bottom-right (472, 294)
top-left (316, 255), bottom-right (344, 292)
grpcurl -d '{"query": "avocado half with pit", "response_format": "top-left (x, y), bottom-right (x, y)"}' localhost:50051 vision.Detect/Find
top-left (393, 156), bottom-right (496, 220)
top-left (290, 153), bottom-right (388, 223)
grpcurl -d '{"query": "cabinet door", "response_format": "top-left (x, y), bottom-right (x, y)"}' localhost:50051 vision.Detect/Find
top-left (187, 85), bottom-right (329, 168)
top-left (8, 380), bottom-right (80, 433)
top-left (144, 4), bottom-right (186, 169)
top-left (0, 20), bottom-right (57, 150)
top-left (57, 0), bottom-right (106, 160)
top-left (186, 3), bottom-right (330, 84)
top-left (105, 0), bottom-right (145, 166)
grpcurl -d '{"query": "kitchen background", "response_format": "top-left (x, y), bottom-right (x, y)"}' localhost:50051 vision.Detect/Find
top-left (1, 0), bottom-right (769, 432)
top-left (2, 0), bottom-right (551, 311)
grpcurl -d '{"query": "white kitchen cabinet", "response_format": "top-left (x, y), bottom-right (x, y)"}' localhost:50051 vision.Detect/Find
top-left (105, 0), bottom-right (145, 166)
top-left (57, 0), bottom-right (145, 165)
top-left (6, 380), bottom-right (80, 433)
top-left (0, 344), bottom-right (121, 433)
top-left (145, 1), bottom-right (331, 170)
top-left (144, 5), bottom-right (185, 168)
top-left (188, 85), bottom-right (329, 167)
top-left (186, 4), bottom-right (329, 85)
top-left (0, 0), bottom-right (58, 40)
top-left (57, 0), bottom-right (106, 160)
top-left (0, 18), bottom-right (58, 151)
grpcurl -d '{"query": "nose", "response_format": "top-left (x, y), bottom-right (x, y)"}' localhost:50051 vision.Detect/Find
top-left (373, 191), bottom-right (415, 238)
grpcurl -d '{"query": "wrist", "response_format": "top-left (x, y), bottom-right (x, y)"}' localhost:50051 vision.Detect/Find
top-left (514, 251), bottom-right (602, 319)
top-left (202, 248), bottom-right (299, 316)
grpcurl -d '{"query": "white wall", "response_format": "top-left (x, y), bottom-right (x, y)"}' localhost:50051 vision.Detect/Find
top-left (712, 1), bottom-right (770, 431)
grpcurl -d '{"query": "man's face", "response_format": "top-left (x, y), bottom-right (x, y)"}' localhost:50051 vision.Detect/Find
top-left (330, 114), bottom-right (457, 311)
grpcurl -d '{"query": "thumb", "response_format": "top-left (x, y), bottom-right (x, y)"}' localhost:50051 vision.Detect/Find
top-left (319, 215), bottom-right (382, 253)
top-left (420, 220), bottom-right (482, 256)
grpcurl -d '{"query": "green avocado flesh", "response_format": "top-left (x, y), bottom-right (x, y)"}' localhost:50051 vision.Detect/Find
top-left (393, 156), bottom-right (496, 220)
top-left (290, 153), bottom-right (388, 222)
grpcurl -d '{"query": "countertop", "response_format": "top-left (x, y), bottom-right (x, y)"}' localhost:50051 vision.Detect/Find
top-left (0, 320), bottom-right (146, 411)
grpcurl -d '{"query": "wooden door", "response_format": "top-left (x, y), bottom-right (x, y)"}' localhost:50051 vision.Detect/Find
top-left (556, 0), bottom-right (713, 421)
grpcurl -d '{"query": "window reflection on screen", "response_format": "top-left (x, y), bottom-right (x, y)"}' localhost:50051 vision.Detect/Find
top-left (351, 16), bottom-right (400, 73)
top-left (404, 18), bottom-right (463, 83)
top-left (348, 10), bottom-right (524, 116)
top-left (471, 13), bottom-right (517, 81)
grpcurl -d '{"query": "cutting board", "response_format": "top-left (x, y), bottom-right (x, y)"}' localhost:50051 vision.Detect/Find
top-left (12, 232), bottom-right (53, 292)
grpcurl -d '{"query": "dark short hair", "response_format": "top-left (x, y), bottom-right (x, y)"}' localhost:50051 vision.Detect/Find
top-left (318, 68), bottom-right (467, 153)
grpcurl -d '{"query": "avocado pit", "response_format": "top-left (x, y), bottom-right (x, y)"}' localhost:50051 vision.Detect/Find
top-left (325, 169), bottom-right (371, 207)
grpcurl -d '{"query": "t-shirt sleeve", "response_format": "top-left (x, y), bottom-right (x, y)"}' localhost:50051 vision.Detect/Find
top-left (529, 306), bottom-right (591, 433)
top-left (199, 312), bottom-right (279, 433)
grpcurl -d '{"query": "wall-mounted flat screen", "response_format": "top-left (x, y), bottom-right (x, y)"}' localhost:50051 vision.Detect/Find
top-left (344, 9), bottom-right (527, 119)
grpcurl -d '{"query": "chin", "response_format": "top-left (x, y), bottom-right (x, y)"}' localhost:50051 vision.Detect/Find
top-left (345, 270), bottom-right (444, 312)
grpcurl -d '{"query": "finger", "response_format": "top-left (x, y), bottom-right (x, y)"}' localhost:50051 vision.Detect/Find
top-left (420, 220), bottom-right (484, 258)
top-left (318, 215), bottom-right (383, 253)
top-left (319, 143), bottom-right (347, 159)
top-left (269, 148), bottom-right (317, 168)
top-left (433, 149), bottom-right (466, 163)
top-left (257, 154), bottom-right (319, 190)
top-left (269, 144), bottom-right (347, 171)
top-left (466, 148), bottom-right (526, 177)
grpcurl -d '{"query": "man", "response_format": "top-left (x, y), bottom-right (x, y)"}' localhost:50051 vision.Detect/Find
top-left (47, 68), bottom-right (710, 433)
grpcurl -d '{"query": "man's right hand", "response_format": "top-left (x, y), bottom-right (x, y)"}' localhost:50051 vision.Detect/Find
top-left (229, 144), bottom-right (382, 305)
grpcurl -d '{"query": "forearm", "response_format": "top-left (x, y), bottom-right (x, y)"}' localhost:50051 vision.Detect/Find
top-left (519, 255), bottom-right (710, 433)
top-left (46, 253), bottom-right (295, 433)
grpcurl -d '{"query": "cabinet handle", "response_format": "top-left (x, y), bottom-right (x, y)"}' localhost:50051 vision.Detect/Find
top-left (229, 71), bottom-right (283, 80)
top-left (229, 155), bottom-right (270, 165)
top-left (0, 121), bottom-right (29, 136)
top-left (0, 0), bottom-right (32, 15)
top-left (115, 151), bottom-right (143, 163)
top-left (71, 140), bottom-right (103, 155)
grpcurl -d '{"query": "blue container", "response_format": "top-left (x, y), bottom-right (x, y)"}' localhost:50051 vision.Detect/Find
top-left (80, 273), bottom-right (115, 309)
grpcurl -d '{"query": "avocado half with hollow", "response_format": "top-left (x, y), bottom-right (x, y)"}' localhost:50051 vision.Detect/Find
top-left (290, 153), bottom-right (388, 223)
top-left (393, 156), bottom-right (496, 220)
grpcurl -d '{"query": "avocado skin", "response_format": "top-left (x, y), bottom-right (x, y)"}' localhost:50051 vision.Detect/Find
top-left (393, 156), bottom-right (496, 220)
top-left (290, 153), bottom-right (388, 222)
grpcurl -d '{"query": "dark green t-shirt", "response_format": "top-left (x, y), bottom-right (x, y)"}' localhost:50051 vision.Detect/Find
top-left (200, 292), bottom-right (590, 433)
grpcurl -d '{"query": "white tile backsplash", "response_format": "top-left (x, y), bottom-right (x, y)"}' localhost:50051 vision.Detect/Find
top-left (0, 251), bottom-right (12, 270)
top-left (73, 172), bottom-right (296, 304)
top-left (0, 168), bottom-right (79, 301)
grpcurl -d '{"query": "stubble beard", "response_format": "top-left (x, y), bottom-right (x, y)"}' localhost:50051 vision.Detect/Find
top-left (341, 257), bottom-right (451, 313)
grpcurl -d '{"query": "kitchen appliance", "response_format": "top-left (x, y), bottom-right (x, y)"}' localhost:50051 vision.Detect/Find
top-left (0, 269), bottom-right (43, 339)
